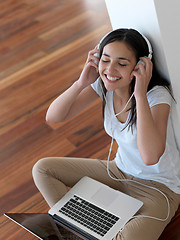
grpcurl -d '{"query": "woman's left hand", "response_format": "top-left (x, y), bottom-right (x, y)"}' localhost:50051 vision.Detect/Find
top-left (131, 57), bottom-right (153, 99)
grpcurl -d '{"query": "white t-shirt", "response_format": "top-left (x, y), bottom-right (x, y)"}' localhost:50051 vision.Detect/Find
top-left (91, 77), bottom-right (180, 194)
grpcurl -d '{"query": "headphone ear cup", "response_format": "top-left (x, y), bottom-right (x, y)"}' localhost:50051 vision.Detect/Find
top-left (137, 59), bottom-right (145, 66)
top-left (136, 59), bottom-right (146, 73)
top-left (93, 43), bottom-right (100, 66)
top-left (93, 51), bottom-right (100, 66)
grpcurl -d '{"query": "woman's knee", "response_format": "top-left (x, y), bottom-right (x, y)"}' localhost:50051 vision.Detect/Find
top-left (33, 157), bottom-right (47, 173)
top-left (32, 157), bottom-right (55, 180)
top-left (32, 157), bottom-right (68, 183)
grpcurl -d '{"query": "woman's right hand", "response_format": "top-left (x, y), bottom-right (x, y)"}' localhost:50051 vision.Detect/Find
top-left (77, 46), bottom-right (100, 88)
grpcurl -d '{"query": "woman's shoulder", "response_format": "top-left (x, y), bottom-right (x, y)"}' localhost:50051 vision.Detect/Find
top-left (91, 77), bottom-right (103, 98)
top-left (147, 85), bottom-right (170, 94)
top-left (147, 85), bottom-right (173, 108)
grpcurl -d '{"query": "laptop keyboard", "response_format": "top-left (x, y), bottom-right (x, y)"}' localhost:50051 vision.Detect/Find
top-left (59, 195), bottom-right (120, 237)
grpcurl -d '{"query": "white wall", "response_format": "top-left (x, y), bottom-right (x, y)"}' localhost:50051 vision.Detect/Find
top-left (104, 0), bottom-right (169, 80)
top-left (104, 0), bottom-right (180, 149)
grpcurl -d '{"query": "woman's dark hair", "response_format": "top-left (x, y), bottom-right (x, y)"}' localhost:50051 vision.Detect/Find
top-left (98, 28), bottom-right (173, 131)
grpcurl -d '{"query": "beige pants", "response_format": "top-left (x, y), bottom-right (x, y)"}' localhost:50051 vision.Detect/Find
top-left (32, 157), bottom-right (180, 240)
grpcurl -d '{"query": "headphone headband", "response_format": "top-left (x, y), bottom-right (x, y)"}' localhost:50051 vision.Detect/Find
top-left (140, 33), bottom-right (153, 59)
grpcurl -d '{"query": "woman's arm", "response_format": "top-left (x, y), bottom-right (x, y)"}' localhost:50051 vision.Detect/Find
top-left (133, 57), bottom-right (170, 165)
top-left (46, 47), bottom-right (100, 123)
top-left (136, 98), bottom-right (170, 165)
top-left (46, 83), bottom-right (99, 123)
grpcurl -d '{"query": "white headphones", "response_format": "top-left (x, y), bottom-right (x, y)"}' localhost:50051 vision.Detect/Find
top-left (140, 33), bottom-right (153, 60)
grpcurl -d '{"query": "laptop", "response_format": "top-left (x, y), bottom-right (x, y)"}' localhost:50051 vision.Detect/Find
top-left (48, 176), bottom-right (143, 240)
top-left (4, 212), bottom-right (84, 240)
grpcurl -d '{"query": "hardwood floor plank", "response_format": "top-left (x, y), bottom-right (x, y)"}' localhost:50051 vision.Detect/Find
top-left (0, 108), bottom-right (46, 149)
top-left (0, 24), bottom-right (109, 87)
top-left (67, 130), bottom-right (111, 158)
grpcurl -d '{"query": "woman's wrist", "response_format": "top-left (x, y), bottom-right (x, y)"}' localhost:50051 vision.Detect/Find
top-left (74, 78), bottom-right (88, 91)
top-left (134, 92), bottom-right (147, 102)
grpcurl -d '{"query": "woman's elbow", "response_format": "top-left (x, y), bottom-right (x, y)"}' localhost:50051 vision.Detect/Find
top-left (142, 148), bottom-right (165, 166)
top-left (143, 157), bottom-right (159, 166)
top-left (45, 113), bottom-right (61, 124)
top-left (46, 111), bottom-right (68, 123)
top-left (46, 115), bottom-right (53, 124)
top-left (45, 112), bottom-right (53, 123)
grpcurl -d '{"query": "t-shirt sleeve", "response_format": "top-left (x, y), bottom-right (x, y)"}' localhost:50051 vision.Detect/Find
top-left (147, 86), bottom-right (173, 108)
top-left (91, 77), bottom-right (104, 100)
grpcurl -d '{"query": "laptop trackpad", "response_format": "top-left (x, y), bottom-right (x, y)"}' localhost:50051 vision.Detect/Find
top-left (92, 187), bottom-right (119, 207)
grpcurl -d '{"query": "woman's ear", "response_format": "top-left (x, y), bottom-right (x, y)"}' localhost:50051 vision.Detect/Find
top-left (130, 72), bottom-right (134, 81)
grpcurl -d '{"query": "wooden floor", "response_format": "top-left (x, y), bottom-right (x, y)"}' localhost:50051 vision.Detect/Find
top-left (0, 0), bottom-right (179, 239)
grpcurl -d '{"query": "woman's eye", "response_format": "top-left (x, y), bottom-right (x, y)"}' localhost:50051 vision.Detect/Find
top-left (101, 59), bottom-right (127, 66)
top-left (119, 63), bottom-right (127, 67)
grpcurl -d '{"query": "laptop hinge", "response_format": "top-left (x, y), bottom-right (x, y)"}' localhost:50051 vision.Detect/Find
top-left (51, 214), bottom-right (99, 240)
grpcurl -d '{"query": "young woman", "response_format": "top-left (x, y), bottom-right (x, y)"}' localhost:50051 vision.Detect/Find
top-left (33, 29), bottom-right (180, 240)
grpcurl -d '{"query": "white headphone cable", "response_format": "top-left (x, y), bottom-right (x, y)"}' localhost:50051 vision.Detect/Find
top-left (98, 80), bottom-right (170, 222)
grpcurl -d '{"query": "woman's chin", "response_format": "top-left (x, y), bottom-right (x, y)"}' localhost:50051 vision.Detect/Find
top-left (103, 79), bottom-right (119, 91)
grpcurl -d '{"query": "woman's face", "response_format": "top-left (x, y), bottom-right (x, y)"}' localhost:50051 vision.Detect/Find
top-left (98, 41), bottom-right (137, 92)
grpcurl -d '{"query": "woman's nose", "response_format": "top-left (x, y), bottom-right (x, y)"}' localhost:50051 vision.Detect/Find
top-left (107, 62), bottom-right (116, 73)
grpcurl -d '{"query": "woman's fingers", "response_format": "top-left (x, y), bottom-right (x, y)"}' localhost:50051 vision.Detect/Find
top-left (86, 47), bottom-right (100, 65)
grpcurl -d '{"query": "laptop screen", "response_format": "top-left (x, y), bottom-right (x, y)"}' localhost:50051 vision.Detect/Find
top-left (5, 213), bottom-right (84, 240)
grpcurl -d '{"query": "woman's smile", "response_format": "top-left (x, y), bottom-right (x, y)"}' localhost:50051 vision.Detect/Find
top-left (104, 74), bottom-right (121, 83)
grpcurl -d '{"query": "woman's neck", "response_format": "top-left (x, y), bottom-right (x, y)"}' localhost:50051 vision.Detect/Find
top-left (114, 88), bottom-right (131, 106)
